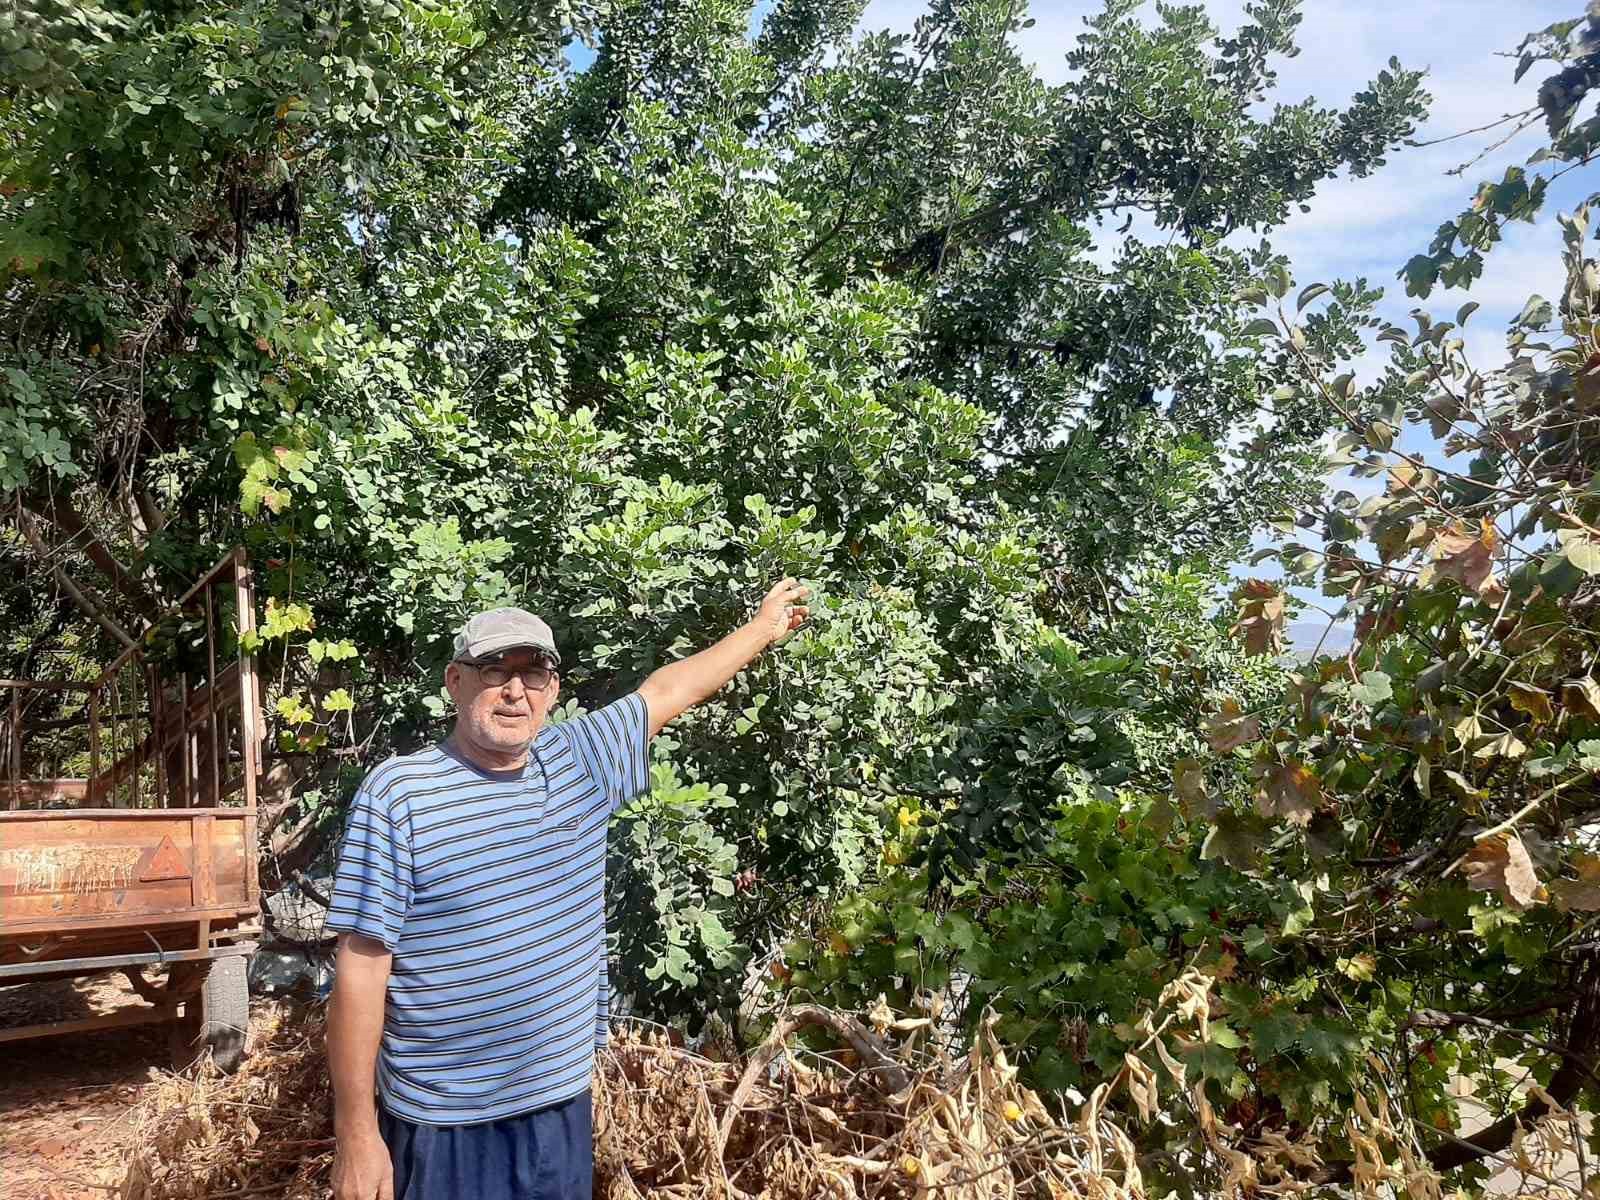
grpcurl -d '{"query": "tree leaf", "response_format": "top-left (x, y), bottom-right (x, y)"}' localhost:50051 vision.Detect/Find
top-left (1424, 519), bottom-right (1500, 596)
top-left (1562, 677), bottom-right (1600, 721)
top-left (1296, 283), bottom-right (1330, 310)
top-left (1460, 834), bottom-right (1544, 910)
top-left (1172, 757), bottom-right (1214, 819)
top-left (1509, 682), bottom-right (1554, 725)
top-left (1566, 537), bottom-right (1600, 575)
top-left (1350, 670), bottom-right (1393, 706)
top-left (1124, 1052), bottom-right (1158, 1122)
top-left (1254, 759), bottom-right (1320, 826)
top-left (1200, 811), bottom-right (1260, 870)
top-left (1205, 700), bottom-right (1261, 753)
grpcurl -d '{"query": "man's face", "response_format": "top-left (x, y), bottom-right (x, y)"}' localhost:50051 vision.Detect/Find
top-left (444, 648), bottom-right (560, 759)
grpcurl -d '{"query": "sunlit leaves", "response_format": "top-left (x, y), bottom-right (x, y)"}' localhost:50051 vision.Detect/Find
top-left (1460, 834), bottom-right (1545, 911)
top-left (1205, 699), bottom-right (1261, 753)
top-left (1253, 759), bottom-right (1321, 827)
top-left (1419, 519), bottom-right (1501, 597)
top-left (1230, 579), bottom-right (1285, 657)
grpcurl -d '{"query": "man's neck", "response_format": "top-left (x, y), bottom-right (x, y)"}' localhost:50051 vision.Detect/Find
top-left (446, 728), bottom-right (530, 773)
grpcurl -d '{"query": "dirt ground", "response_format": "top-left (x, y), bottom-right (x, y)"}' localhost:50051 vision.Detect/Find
top-left (0, 973), bottom-right (187, 1200)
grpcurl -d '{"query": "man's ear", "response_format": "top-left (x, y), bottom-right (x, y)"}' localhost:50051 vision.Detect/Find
top-left (444, 661), bottom-right (464, 700)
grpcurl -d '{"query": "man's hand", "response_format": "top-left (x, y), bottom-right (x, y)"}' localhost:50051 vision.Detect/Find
top-left (753, 577), bottom-right (811, 647)
top-left (332, 1127), bottom-right (394, 1199)
top-left (638, 577), bottom-right (815, 737)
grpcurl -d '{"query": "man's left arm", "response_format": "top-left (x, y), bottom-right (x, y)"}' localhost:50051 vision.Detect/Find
top-left (636, 578), bottom-right (810, 738)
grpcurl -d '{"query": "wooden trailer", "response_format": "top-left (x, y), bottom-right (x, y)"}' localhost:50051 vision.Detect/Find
top-left (0, 549), bottom-right (263, 1071)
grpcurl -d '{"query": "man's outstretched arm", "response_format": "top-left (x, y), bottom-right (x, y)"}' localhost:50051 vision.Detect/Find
top-left (636, 577), bottom-right (810, 738)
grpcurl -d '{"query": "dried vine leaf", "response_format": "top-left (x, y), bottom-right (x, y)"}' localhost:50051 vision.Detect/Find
top-left (1508, 682), bottom-right (1554, 725)
top-left (1205, 700), bottom-right (1261, 753)
top-left (1460, 833), bottom-right (1545, 910)
top-left (1254, 759), bottom-right (1321, 826)
top-left (1173, 757), bottom-right (1213, 818)
top-left (1562, 676), bottom-right (1600, 721)
top-left (1421, 519), bottom-right (1500, 596)
top-left (1124, 1052), bottom-right (1158, 1123)
top-left (1230, 579), bottom-right (1286, 657)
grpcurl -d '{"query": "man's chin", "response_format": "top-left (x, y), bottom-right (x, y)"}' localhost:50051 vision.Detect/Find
top-left (465, 718), bottom-right (534, 752)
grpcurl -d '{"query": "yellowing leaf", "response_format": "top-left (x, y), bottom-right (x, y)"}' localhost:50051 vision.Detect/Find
top-left (1207, 951), bottom-right (1238, 981)
top-left (1473, 730), bottom-right (1528, 760)
top-left (1461, 833), bottom-right (1544, 910)
top-left (1205, 699), bottom-right (1261, 753)
top-left (274, 693), bottom-right (314, 725)
top-left (1551, 878), bottom-right (1600, 912)
top-left (1230, 579), bottom-right (1286, 657)
top-left (1172, 757), bottom-right (1213, 818)
top-left (1563, 677), bottom-right (1600, 721)
top-left (1424, 519), bottom-right (1500, 596)
top-left (1338, 953), bottom-right (1377, 982)
top-left (1254, 759), bottom-right (1321, 826)
top-left (1508, 683), bottom-right (1554, 725)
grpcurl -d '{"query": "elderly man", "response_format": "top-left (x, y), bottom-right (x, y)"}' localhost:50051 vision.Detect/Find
top-left (324, 579), bottom-right (809, 1200)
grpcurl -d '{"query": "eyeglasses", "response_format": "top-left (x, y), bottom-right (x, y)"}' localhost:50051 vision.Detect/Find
top-left (461, 661), bottom-right (555, 689)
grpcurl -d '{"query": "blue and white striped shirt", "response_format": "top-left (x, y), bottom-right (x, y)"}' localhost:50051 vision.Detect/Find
top-left (325, 692), bottom-right (650, 1126)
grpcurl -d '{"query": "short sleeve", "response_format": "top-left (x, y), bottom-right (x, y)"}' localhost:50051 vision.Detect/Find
top-left (561, 691), bottom-right (651, 813)
top-left (325, 787), bottom-right (414, 951)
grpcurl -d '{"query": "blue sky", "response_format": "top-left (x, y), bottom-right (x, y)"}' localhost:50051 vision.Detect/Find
top-left (572, 2), bottom-right (1592, 636)
top-left (856, 1), bottom-right (1588, 637)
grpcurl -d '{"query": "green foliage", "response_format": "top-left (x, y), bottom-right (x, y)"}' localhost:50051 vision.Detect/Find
top-left (1197, 22), bottom-right (1600, 1184)
top-left (0, 0), bottom-right (1463, 1183)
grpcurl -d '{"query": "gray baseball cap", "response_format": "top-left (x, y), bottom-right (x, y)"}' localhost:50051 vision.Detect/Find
top-left (452, 607), bottom-right (561, 666)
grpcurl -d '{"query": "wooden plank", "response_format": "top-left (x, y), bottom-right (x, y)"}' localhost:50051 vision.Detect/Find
top-left (88, 688), bottom-right (100, 805)
top-left (0, 1004), bottom-right (180, 1044)
top-left (0, 922), bottom-right (253, 968)
top-left (2, 779), bottom-right (90, 806)
top-left (172, 546), bottom-right (245, 611)
top-left (8, 689), bottom-right (19, 811)
top-left (0, 904), bottom-right (257, 940)
top-left (0, 680), bottom-right (94, 691)
top-left (244, 808), bottom-right (259, 904)
top-left (180, 671), bottom-right (193, 807)
top-left (194, 813), bottom-right (216, 906)
top-left (205, 584), bottom-right (221, 807)
top-left (150, 667), bottom-right (167, 807)
top-left (0, 806), bottom-right (250, 822)
top-left (234, 548), bottom-right (261, 808)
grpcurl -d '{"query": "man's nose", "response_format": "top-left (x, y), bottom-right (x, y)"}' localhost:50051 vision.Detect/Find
top-left (500, 675), bottom-right (529, 700)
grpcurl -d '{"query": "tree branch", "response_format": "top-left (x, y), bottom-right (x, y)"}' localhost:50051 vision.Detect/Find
top-left (15, 506), bottom-right (138, 649)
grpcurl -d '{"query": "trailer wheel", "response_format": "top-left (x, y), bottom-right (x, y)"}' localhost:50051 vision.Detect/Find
top-left (170, 955), bottom-right (249, 1074)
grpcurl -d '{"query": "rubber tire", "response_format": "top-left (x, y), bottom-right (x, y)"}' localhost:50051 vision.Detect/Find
top-left (169, 955), bottom-right (249, 1074)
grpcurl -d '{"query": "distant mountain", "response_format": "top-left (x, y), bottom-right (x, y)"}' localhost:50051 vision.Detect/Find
top-left (1283, 621), bottom-right (1354, 661)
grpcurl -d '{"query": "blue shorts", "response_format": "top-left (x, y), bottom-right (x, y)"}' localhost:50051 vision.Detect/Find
top-left (379, 1090), bottom-right (592, 1200)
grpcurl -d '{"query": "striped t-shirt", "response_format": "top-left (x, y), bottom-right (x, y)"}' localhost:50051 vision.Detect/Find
top-left (325, 692), bottom-right (649, 1126)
